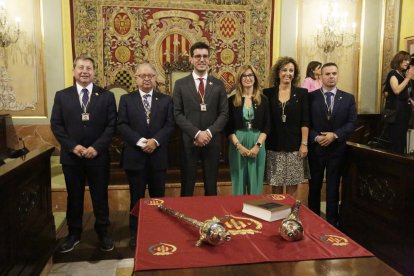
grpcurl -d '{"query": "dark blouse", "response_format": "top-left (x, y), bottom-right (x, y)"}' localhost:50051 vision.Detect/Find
top-left (384, 69), bottom-right (414, 109)
top-left (225, 95), bottom-right (271, 136)
top-left (263, 86), bottom-right (309, 151)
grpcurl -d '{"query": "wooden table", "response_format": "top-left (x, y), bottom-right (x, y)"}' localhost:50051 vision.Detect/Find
top-left (135, 256), bottom-right (399, 275)
top-left (133, 194), bottom-right (400, 275)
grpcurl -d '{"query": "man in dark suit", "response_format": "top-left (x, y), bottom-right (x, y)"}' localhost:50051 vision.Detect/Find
top-left (173, 42), bottom-right (228, 196)
top-left (308, 62), bottom-right (357, 227)
top-left (51, 54), bottom-right (117, 252)
top-left (117, 63), bottom-right (174, 247)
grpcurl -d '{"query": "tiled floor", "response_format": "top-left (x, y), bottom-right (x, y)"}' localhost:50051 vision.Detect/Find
top-left (48, 258), bottom-right (134, 276)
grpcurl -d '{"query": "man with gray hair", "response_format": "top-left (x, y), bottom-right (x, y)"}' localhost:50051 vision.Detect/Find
top-left (117, 63), bottom-right (175, 247)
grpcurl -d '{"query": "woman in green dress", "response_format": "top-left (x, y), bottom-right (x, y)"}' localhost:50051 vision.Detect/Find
top-left (226, 64), bottom-right (270, 195)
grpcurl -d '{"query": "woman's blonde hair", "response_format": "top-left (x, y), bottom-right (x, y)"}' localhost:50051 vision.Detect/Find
top-left (233, 64), bottom-right (262, 107)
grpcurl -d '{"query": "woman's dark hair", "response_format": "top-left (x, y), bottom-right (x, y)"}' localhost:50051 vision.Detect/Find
top-left (270, 56), bottom-right (300, 87)
top-left (305, 61), bottom-right (322, 79)
top-left (390, 51), bottom-right (411, 70)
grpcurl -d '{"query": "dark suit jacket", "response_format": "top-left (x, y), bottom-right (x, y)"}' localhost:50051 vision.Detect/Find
top-left (173, 74), bottom-right (228, 145)
top-left (225, 95), bottom-right (271, 136)
top-left (308, 89), bottom-right (357, 156)
top-left (264, 86), bottom-right (309, 151)
top-left (50, 84), bottom-right (117, 166)
top-left (117, 90), bottom-right (175, 171)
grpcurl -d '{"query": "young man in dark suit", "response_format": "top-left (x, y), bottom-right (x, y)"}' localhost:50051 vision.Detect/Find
top-left (117, 63), bottom-right (175, 247)
top-left (173, 42), bottom-right (229, 196)
top-left (51, 54), bottom-right (117, 252)
top-left (308, 62), bottom-right (357, 227)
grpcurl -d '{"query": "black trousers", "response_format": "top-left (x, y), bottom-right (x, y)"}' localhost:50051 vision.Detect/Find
top-left (308, 151), bottom-right (343, 227)
top-left (62, 164), bottom-right (110, 237)
top-left (386, 100), bottom-right (411, 154)
top-left (180, 143), bottom-right (220, 197)
top-left (126, 165), bottom-right (166, 233)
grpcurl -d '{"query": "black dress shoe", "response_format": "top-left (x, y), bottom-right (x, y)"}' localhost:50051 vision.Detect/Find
top-left (59, 235), bottom-right (80, 253)
top-left (129, 236), bottom-right (136, 248)
top-left (99, 235), bottom-right (114, 251)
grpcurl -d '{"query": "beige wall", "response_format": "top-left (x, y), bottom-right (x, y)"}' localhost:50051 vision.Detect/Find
top-left (8, 0), bottom-right (410, 125)
top-left (399, 0), bottom-right (414, 51)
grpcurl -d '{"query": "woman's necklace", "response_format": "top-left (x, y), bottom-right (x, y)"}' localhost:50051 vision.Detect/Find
top-left (243, 95), bottom-right (253, 129)
top-left (279, 88), bottom-right (290, 123)
top-left (396, 70), bottom-right (406, 79)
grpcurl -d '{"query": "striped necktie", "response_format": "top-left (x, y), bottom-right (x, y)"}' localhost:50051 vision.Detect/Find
top-left (81, 88), bottom-right (89, 107)
top-left (142, 94), bottom-right (151, 113)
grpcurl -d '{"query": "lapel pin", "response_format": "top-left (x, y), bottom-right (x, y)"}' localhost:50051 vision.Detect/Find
top-left (209, 82), bottom-right (213, 85)
top-left (95, 93), bottom-right (99, 96)
top-left (155, 97), bottom-right (158, 101)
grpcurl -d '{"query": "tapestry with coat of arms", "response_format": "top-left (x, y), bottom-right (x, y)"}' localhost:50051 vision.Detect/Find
top-left (71, 0), bottom-right (274, 94)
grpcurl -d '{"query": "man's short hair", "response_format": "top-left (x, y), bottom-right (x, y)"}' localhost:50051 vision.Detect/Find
top-left (73, 54), bottom-right (95, 69)
top-left (321, 62), bottom-right (338, 72)
top-left (190, 42), bottom-right (210, 57)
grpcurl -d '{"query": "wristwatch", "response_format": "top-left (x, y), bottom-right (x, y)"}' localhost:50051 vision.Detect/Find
top-left (301, 141), bottom-right (308, 146)
top-left (256, 142), bottom-right (262, 147)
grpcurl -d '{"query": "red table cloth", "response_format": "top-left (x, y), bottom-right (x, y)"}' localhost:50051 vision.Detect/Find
top-left (133, 194), bottom-right (372, 271)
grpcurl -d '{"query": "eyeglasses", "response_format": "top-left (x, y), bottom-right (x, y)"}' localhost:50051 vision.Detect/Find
top-left (136, 74), bottom-right (155, 80)
top-left (241, 74), bottom-right (255, 79)
top-left (193, 54), bottom-right (209, 60)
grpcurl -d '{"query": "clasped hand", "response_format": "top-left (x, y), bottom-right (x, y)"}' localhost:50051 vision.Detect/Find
top-left (316, 132), bottom-right (336, 147)
top-left (237, 144), bottom-right (259, 158)
top-left (73, 145), bottom-right (98, 159)
top-left (142, 139), bottom-right (157, 153)
top-left (194, 131), bottom-right (211, 147)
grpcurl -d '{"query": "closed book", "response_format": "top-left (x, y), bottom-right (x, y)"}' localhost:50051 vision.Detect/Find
top-left (242, 199), bottom-right (291, 222)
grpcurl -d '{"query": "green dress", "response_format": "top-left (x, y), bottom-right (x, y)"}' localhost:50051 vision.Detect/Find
top-left (229, 105), bottom-right (266, 195)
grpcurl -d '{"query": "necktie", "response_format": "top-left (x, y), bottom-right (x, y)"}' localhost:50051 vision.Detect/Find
top-left (81, 88), bottom-right (89, 107)
top-left (143, 94), bottom-right (151, 113)
top-left (325, 92), bottom-right (333, 110)
top-left (143, 94), bottom-right (151, 124)
top-left (198, 78), bottom-right (205, 98)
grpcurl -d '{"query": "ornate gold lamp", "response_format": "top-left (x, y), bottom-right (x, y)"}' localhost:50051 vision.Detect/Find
top-left (315, 0), bottom-right (356, 53)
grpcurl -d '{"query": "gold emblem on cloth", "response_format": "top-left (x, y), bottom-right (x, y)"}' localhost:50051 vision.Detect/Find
top-left (320, 234), bottom-right (349, 246)
top-left (113, 12), bottom-right (131, 35)
top-left (220, 48), bottom-right (235, 64)
top-left (223, 215), bottom-right (262, 235)
top-left (269, 194), bottom-right (286, 201)
top-left (115, 46), bottom-right (131, 63)
top-left (218, 69), bottom-right (235, 93)
top-left (148, 242), bottom-right (177, 256)
top-left (144, 198), bottom-right (164, 206)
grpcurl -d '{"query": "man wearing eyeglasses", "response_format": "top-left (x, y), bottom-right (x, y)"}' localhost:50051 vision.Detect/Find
top-left (117, 62), bottom-right (175, 247)
top-left (173, 42), bottom-right (229, 196)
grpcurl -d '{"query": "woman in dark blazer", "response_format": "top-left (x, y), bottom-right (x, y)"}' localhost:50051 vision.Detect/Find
top-left (263, 56), bottom-right (309, 196)
top-left (226, 64), bottom-right (270, 195)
